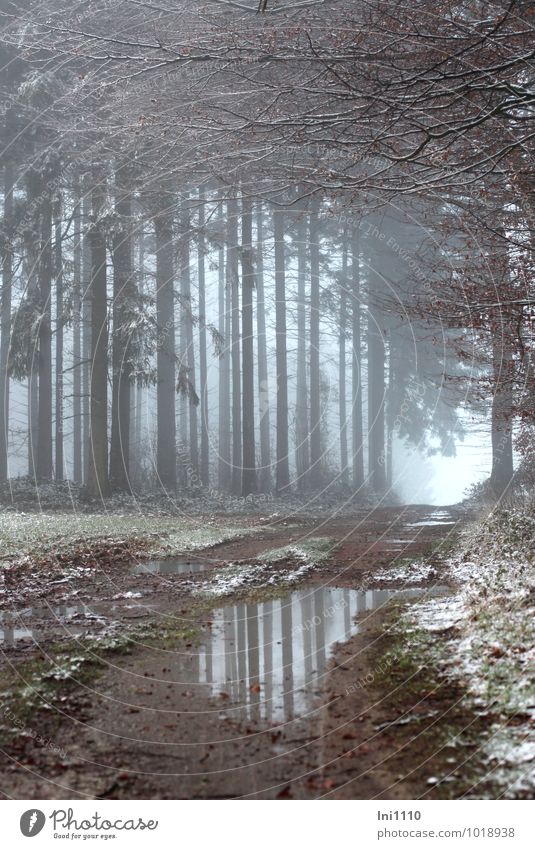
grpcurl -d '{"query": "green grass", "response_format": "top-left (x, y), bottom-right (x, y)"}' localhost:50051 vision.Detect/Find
top-left (371, 602), bottom-right (492, 798)
top-left (0, 512), bottom-right (256, 565)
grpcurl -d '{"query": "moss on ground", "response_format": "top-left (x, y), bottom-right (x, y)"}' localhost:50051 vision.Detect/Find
top-left (0, 633), bottom-right (131, 744)
top-left (370, 602), bottom-right (496, 799)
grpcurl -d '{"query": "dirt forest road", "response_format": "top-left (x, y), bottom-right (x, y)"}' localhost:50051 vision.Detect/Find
top-left (0, 503), bottom-right (468, 800)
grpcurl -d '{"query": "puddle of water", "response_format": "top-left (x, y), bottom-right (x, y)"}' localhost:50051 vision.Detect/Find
top-left (0, 604), bottom-right (94, 622)
top-left (0, 626), bottom-right (40, 645)
top-left (408, 520), bottom-right (455, 527)
top-left (0, 624), bottom-right (90, 647)
top-left (168, 586), bottom-right (439, 723)
top-left (131, 559), bottom-right (216, 576)
top-left (407, 512), bottom-right (456, 528)
top-left (0, 603), bottom-right (102, 646)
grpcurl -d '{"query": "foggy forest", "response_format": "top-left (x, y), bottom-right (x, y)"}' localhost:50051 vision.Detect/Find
top-left (0, 0), bottom-right (534, 805)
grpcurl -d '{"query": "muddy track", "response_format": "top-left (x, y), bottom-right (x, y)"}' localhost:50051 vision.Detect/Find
top-left (0, 504), bottom-right (466, 799)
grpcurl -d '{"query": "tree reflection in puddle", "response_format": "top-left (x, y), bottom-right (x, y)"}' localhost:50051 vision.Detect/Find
top-left (169, 586), bottom-right (436, 723)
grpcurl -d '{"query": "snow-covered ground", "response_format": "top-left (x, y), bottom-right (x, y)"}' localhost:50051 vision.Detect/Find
top-left (0, 511), bottom-right (257, 566)
top-left (196, 537), bottom-right (335, 598)
top-left (405, 507), bottom-right (535, 796)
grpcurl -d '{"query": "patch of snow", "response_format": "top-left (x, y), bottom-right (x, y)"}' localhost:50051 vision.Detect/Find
top-left (372, 560), bottom-right (439, 585)
top-left (196, 559), bottom-right (315, 599)
top-left (483, 728), bottom-right (535, 797)
top-left (412, 595), bottom-right (465, 631)
top-left (261, 536), bottom-right (335, 566)
top-left (408, 519), bottom-right (455, 527)
top-left (401, 504), bottom-right (535, 796)
top-left (112, 591), bottom-right (143, 600)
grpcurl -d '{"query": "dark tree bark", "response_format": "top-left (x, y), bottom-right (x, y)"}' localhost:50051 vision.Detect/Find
top-left (218, 214), bottom-right (231, 492)
top-left (197, 188), bottom-right (209, 487)
top-left (72, 182), bottom-right (82, 484)
top-left (351, 229), bottom-right (364, 490)
top-left (37, 189), bottom-right (54, 481)
top-left (339, 237), bottom-right (349, 487)
top-left (180, 200), bottom-right (198, 481)
top-left (177, 211), bottom-right (188, 487)
top-left (295, 205), bottom-right (309, 492)
top-left (54, 197), bottom-right (64, 481)
top-left (489, 325), bottom-right (514, 497)
top-left (28, 375), bottom-right (38, 478)
top-left (24, 168), bottom-right (40, 479)
top-left (273, 205), bottom-right (290, 492)
top-left (86, 177), bottom-right (110, 499)
top-left (255, 202), bottom-right (272, 493)
top-left (228, 196), bottom-right (242, 495)
top-left (0, 150), bottom-right (13, 482)
top-left (132, 214), bottom-right (145, 483)
top-left (154, 199), bottom-right (177, 493)
top-left (367, 265), bottom-right (387, 493)
top-left (386, 343), bottom-right (395, 490)
top-left (109, 168), bottom-right (134, 492)
top-left (81, 192), bottom-right (91, 485)
top-left (241, 195), bottom-right (257, 496)
top-left (309, 202), bottom-right (322, 488)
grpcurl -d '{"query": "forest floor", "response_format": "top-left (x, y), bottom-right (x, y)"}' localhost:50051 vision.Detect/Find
top-left (0, 500), bottom-right (531, 800)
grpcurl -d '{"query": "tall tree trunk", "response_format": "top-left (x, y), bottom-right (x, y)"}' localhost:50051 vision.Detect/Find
top-left (109, 168), bottom-right (134, 492)
top-left (386, 343), bottom-right (395, 490)
top-left (72, 182), bottom-right (82, 484)
top-left (82, 192), bottom-right (91, 485)
top-left (218, 218), bottom-right (231, 492)
top-left (28, 376), bottom-right (38, 478)
top-left (0, 152), bottom-right (13, 481)
top-left (255, 202), bottom-right (272, 492)
top-left (489, 325), bottom-right (514, 497)
top-left (228, 196), bottom-right (242, 495)
top-left (295, 205), bottom-right (309, 492)
top-left (154, 201), bottom-right (177, 493)
top-left (86, 177), bottom-right (110, 499)
top-left (351, 229), bottom-right (364, 489)
top-left (339, 238), bottom-right (349, 487)
top-left (133, 218), bottom-right (145, 483)
top-left (241, 195), bottom-right (257, 496)
top-left (37, 191), bottom-right (53, 481)
top-left (281, 594), bottom-right (294, 718)
top-left (246, 603), bottom-right (260, 721)
top-left (367, 266), bottom-right (386, 493)
top-left (198, 188), bottom-right (209, 487)
top-left (309, 202), bottom-right (322, 488)
top-left (24, 169), bottom-right (40, 479)
top-left (54, 198), bottom-right (64, 481)
top-left (273, 205), bottom-right (290, 491)
top-left (182, 200), bottom-right (198, 481)
top-left (177, 204), bottom-right (188, 486)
